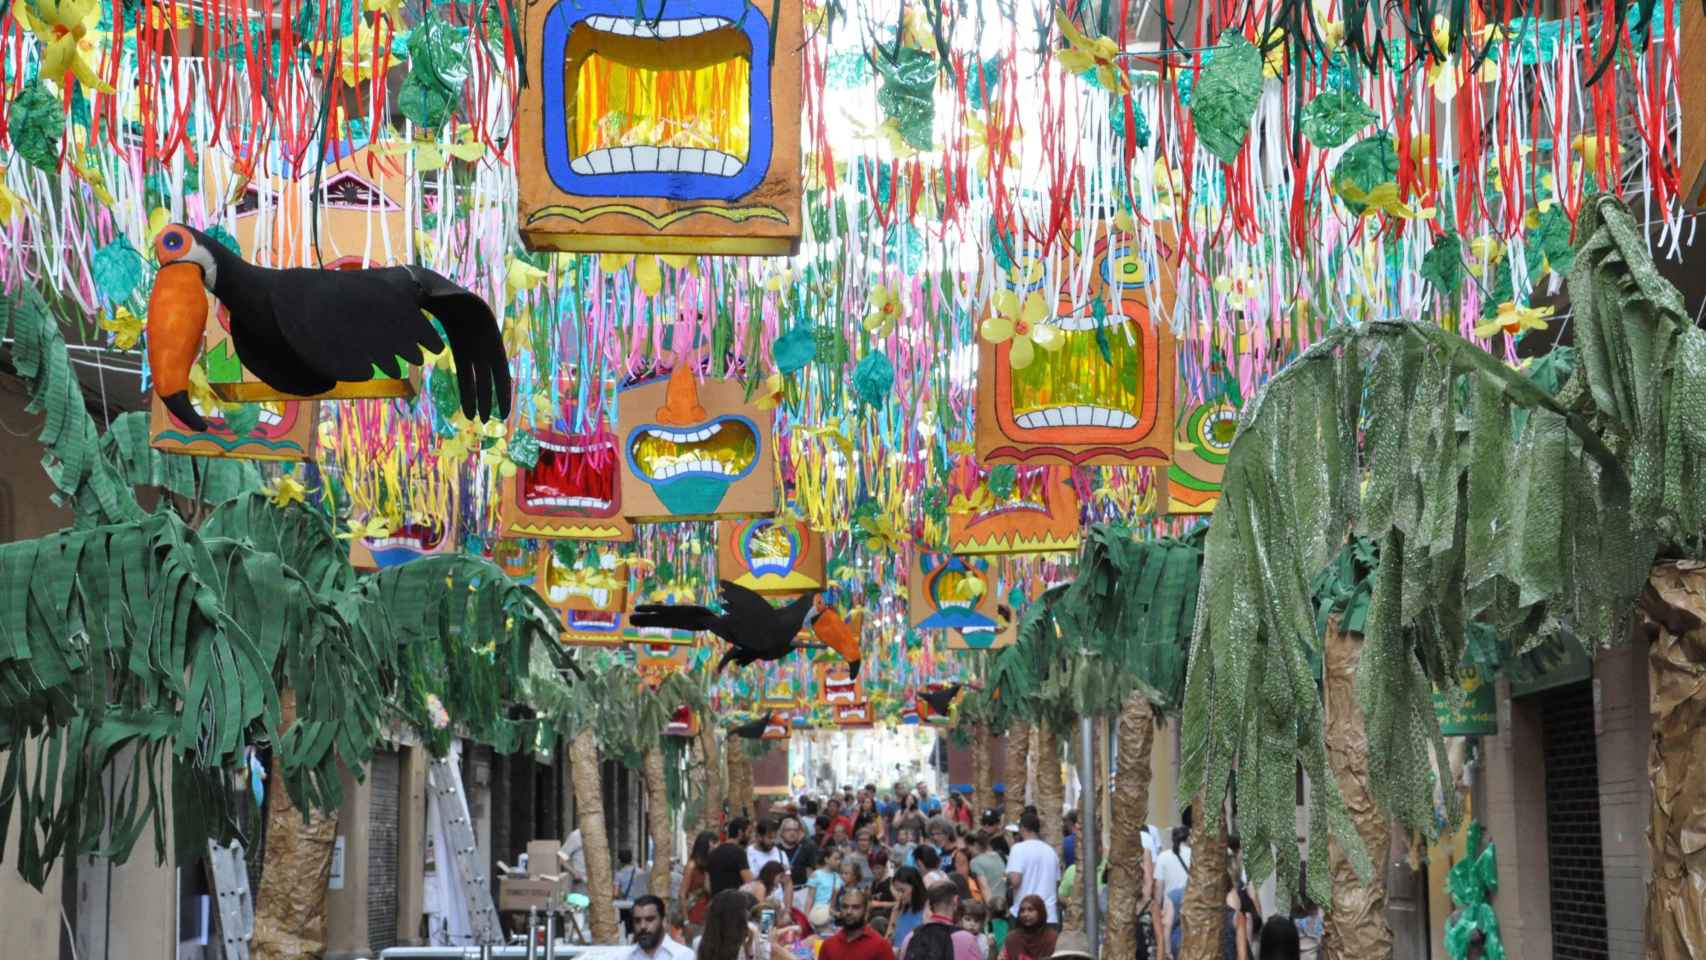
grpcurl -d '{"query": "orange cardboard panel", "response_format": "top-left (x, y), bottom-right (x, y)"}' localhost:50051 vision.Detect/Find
top-left (635, 643), bottom-right (691, 687)
top-left (1166, 394), bottom-right (1238, 515)
top-left (617, 367), bottom-right (776, 522)
top-left (814, 661), bottom-right (862, 707)
top-left (539, 543), bottom-right (627, 612)
top-left (348, 485), bottom-right (460, 571)
top-left (499, 426), bottom-right (635, 541)
top-left (977, 235), bottom-right (1176, 466)
top-left (832, 700), bottom-right (873, 727)
top-left (148, 391), bottom-right (318, 462)
top-left (946, 467), bottom-right (1081, 555)
top-left (909, 553), bottom-right (1000, 632)
top-left (517, 0), bottom-right (804, 254)
top-left (717, 517), bottom-right (826, 593)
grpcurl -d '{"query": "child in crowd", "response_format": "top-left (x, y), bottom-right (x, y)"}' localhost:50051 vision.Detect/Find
top-left (891, 825), bottom-right (918, 868)
top-left (808, 848), bottom-right (844, 908)
top-left (958, 899), bottom-right (992, 960)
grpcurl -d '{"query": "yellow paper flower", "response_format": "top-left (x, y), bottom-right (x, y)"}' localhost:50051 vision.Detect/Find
top-left (263, 474), bottom-right (307, 509)
top-left (1054, 8), bottom-right (1128, 93)
top-left (755, 373), bottom-right (785, 411)
top-left (981, 290), bottom-right (1062, 369)
top-left (100, 306), bottom-right (142, 350)
top-left (948, 487), bottom-right (994, 516)
top-left (310, 17), bottom-right (395, 86)
top-left (1338, 181), bottom-right (1435, 221)
top-left (1466, 235), bottom-right (1504, 277)
top-left (14, 0), bottom-right (114, 93)
top-left (0, 170), bottom-right (32, 224)
top-left (1260, 27), bottom-right (1288, 78)
top-left (1313, 0), bottom-right (1345, 52)
top-left (505, 255), bottom-right (550, 301)
top-left (339, 514), bottom-right (394, 541)
top-left (1474, 302), bottom-right (1553, 338)
top-left (964, 108), bottom-right (1017, 177)
top-left (1572, 133), bottom-right (1606, 176)
top-left (866, 282), bottom-right (902, 336)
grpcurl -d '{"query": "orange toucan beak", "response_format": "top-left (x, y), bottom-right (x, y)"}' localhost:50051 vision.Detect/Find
top-left (811, 607), bottom-right (863, 679)
top-left (147, 262), bottom-right (211, 432)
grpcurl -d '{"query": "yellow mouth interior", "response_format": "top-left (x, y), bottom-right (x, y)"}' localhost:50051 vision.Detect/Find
top-left (630, 421), bottom-right (758, 481)
top-left (1010, 323), bottom-right (1143, 428)
top-left (931, 569), bottom-right (980, 608)
top-left (749, 524), bottom-right (793, 562)
top-left (569, 23), bottom-right (752, 167)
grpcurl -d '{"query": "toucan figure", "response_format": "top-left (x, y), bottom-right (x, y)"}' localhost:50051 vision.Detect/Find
top-left (918, 683), bottom-right (965, 717)
top-left (809, 596), bottom-right (863, 680)
top-left (146, 224), bottom-right (512, 431)
top-left (629, 580), bottom-right (816, 675)
top-left (730, 713), bottom-right (781, 740)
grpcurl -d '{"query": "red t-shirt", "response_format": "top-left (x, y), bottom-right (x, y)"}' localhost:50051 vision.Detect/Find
top-left (820, 928), bottom-right (897, 960)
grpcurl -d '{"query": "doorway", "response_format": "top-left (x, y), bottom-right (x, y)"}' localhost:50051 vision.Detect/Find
top-left (1539, 682), bottom-right (1608, 960)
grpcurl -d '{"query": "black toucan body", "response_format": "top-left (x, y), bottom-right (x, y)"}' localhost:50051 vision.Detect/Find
top-left (146, 223), bottom-right (511, 431)
top-left (629, 580), bottom-right (817, 674)
top-left (730, 714), bottom-right (774, 740)
top-left (918, 684), bottom-right (964, 716)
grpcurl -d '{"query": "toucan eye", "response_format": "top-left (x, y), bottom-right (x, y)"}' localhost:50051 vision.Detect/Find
top-left (163, 232), bottom-right (184, 251)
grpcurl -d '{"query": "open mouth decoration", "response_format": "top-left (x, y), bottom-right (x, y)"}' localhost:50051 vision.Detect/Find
top-left (541, 0), bottom-right (774, 201)
top-left (542, 544), bottom-right (626, 612)
top-left (523, 430), bottom-right (621, 517)
top-left (822, 677), bottom-right (860, 704)
top-left (720, 517), bottom-right (825, 592)
top-left (491, 540), bottom-right (539, 582)
top-left (761, 680), bottom-right (800, 708)
top-left (949, 468), bottom-right (1082, 554)
top-left (363, 519), bottom-right (447, 568)
top-left (917, 557), bottom-right (999, 631)
top-left (834, 702), bottom-right (872, 726)
top-left (620, 364), bottom-right (773, 519)
top-left (154, 395), bottom-right (312, 458)
top-left (665, 705), bottom-right (698, 736)
top-left (1167, 398), bottom-right (1238, 514)
top-left (1005, 307), bottom-right (1147, 432)
top-left (561, 608), bottom-right (624, 644)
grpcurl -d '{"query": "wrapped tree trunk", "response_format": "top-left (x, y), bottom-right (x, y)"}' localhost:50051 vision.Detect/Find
top-left (1639, 563), bottom-right (1706, 960)
top-left (643, 745), bottom-right (674, 900)
top-left (1104, 696), bottom-right (1155, 960)
top-left (253, 690), bottom-right (339, 960)
top-left (726, 738), bottom-right (754, 819)
top-left (571, 729), bottom-right (621, 942)
top-left (696, 721), bottom-right (724, 834)
top-left (1323, 616), bottom-right (1393, 960)
top-left (1004, 722), bottom-right (1031, 822)
top-left (1036, 728), bottom-right (1064, 848)
top-left (1179, 809), bottom-right (1229, 960)
top-left (972, 724), bottom-right (996, 819)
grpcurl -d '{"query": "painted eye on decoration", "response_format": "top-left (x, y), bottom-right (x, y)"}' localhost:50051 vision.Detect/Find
top-left (1100, 244), bottom-right (1149, 289)
top-left (161, 231), bottom-right (185, 252)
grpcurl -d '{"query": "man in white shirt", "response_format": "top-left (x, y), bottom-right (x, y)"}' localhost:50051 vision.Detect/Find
top-left (748, 818), bottom-right (792, 904)
top-left (1003, 812), bottom-right (1061, 925)
top-left (559, 828), bottom-right (588, 895)
top-left (628, 895), bottom-right (694, 960)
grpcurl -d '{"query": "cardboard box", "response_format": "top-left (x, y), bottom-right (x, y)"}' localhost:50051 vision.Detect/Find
top-left (527, 840), bottom-right (563, 872)
top-left (498, 876), bottom-right (567, 912)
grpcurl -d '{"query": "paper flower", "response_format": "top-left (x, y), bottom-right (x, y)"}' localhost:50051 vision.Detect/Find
top-left (1054, 9), bottom-right (1128, 93)
top-left (981, 290), bottom-right (1062, 369)
top-left (505, 255), bottom-right (550, 301)
top-left (1466, 235), bottom-right (1505, 277)
top-left (755, 373), bottom-right (785, 411)
top-left (1474, 302), bottom-right (1554, 339)
top-left (424, 693), bottom-right (450, 730)
top-left (599, 254), bottom-right (693, 297)
top-left (263, 474), bottom-right (307, 509)
top-left (310, 17), bottom-right (396, 86)
top-left (1573, 133), bottom-right (1606, 176)
top-left (866, 282), bottom-right (903, 336)
top-left (1260, 27), bottom-right (1288, 78)
top-left (13, 0), bottom-right (114, 93)
top-left (0, 171), bottom-right (31, 224)
top-left (99, 306), bottom-right (142, 351)
top-left (339, 514), bottom-right (395, 541)
top-left (948, 487), bottom-right (994, 516)
top-left (1336, 181), bottom-right (1435, 221)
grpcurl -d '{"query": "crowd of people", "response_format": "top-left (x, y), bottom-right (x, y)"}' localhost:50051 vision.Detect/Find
top-left (628, 784), bottom-right (1330, 960)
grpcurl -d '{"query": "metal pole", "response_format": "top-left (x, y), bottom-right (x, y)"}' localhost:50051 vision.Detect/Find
top-left (1079, 716), bottom-right (1100, 954)
top-left (526, 907), bottom-right (539, 960)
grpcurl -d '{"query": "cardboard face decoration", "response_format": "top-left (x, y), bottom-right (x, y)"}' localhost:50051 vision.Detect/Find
top-left (947, 467), bottom-right (1082, 554)
top-left (717, 518), bottom-right (826, 593)
top-left (538, 544), bottom-right (628, 645)
top-left (1165, 395), bottom-right (1238, 514)
top-left (618, 366), bottom-right (775, 521)
top-left (349, 487), bottom-right (460, 571)
top-left (519, 0), bottom-right (803, 254)
top-left (909, 553), bottom-right (1000, 632)
top-left (621, 581), bottom-right (701, 645)
top-left (489, 540), bottom-right (541, 585)
top-left (977, 236), bottom-right (1176, 466)
top-left (949, 598), bottom-right (1018, 651)
top-left (815, 661), bottom-right (862, 707)
top-left (635, 644), bottom-right (690, 687)
top-left (833, 700), bottom-right (873, 727)
top-left (664, 704), bottom-right (699, 737)
top-left (500, 425), bottom-right (635, 541)
top-left (758, 668), bottom-right (803, 709)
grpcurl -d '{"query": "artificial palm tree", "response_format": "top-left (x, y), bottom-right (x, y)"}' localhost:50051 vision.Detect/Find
top-left (695, 718), bottom-right (725, 834)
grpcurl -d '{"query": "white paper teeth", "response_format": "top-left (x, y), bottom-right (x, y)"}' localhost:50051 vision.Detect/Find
top-left (645, 422), bottom-right (724, 443)
top-left (524, 495), bottom-right (613, 509)
top-left (648, 458), bottom-right (737, 480)
top-left (257, 408), bottom-right (283, 426)
top-left (572, 146), bottom-right (744, 177)
top-left (367, 536), bottom-right (427, 549)
top-left (584, 14), bottom-right (730, 38)
top-left (1014, 407), bottom-right (1137, 429)
top-left (1054, 310), bottom-right (1126, 331)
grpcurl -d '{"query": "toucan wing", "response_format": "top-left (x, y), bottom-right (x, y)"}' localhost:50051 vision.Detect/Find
top-left (731, 716), bottom-right (770, 739)
top-left (268, 265), bottom-right (512, 420)
top-left (716, 580), bottom-right (790, 653)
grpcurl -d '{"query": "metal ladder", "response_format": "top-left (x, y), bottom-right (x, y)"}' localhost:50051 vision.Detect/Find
top-left (429, 755), bottom-right (504, 945)
top-left (205, 839), bottom-right (254, 960)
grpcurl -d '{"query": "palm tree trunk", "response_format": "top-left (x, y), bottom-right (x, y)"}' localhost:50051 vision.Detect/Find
top-left (571, 729), bottom-right (621, 942)
top-left (972, 724), bottom-right (995, 819)
top-left (1104, 696), bottom-right (1155, 960)
top-left (1639, 562), bottom-right (1706, 959)
top-left (1323, 616), bottom-right (1393, 960)
top-left (643, 745), bottom-right (674, 900)
top-left (1036, 728), bottom-right (1064, 848)
top-left (696, 721), bottom-right (723, 835)
top-left (1004, 722), bottom-right (1031, 823)
top-left (1178, 806), bottom-right (1228, 960)
top-left (726, 738), bottom-right (754, 819)
top-left (252, 690), bottom-right (339, 960)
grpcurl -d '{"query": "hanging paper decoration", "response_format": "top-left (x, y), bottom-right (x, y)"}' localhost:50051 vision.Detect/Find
top-left (618, 366), bottom-right (776, 521)
top-left (635, 644), bottom-right (692, 688)
top-left (517, 0), bottom-right (804, 254)
top-left (1164, 395), bottom-right (1240, 515)
top-left (499, 425), bottom-right (635, 541)
top-left (946, 466), bottom-right (1081, 554)
top-left (815, 660), bottom-right (863, 706)
top-left (977, 234), bottom-right (1176, 466)
top-left (910, 553), bottom-right (999, 631)
top-left (541, 542), bottom-right (628, 611)
top-left (718, 517), bottom-right (827, 593)
top-left (948, 572), bottom-right (1025, 651)
top-left (488, 539), bottom-right (541, 584)
top-left (665, 704), bottom-right (700, 737)
top-left (1684, 4), bottom-right (1706, 209)
top-left (833, 700), bottom-right (874, 727)
top-left (348, 484), bottom-right (461, 571)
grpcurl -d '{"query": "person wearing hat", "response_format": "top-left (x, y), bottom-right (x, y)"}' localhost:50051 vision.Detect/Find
top-left (1046, 931), bottom-right (1092, 960)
